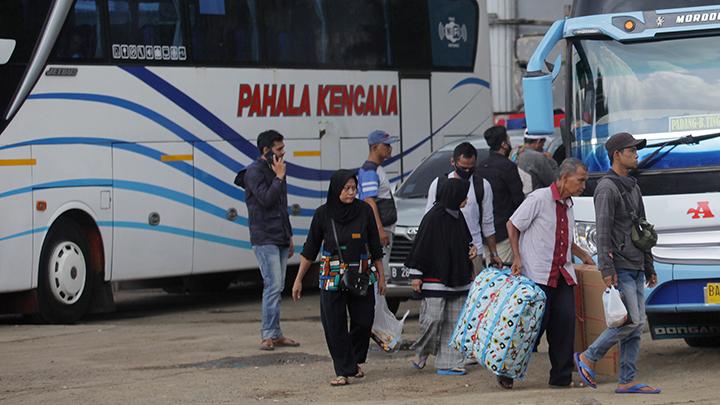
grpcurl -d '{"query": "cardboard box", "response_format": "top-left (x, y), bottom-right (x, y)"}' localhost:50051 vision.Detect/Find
top-left (574, 264), bottom-right (620, 376)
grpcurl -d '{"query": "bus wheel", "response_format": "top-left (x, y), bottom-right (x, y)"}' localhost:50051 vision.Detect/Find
top-left (684, 337), bottom-right (720, 348)
top-left (37, 218), bottom-right (95, 324)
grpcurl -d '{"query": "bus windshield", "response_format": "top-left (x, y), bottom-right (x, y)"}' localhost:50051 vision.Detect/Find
top-left (570, 36), bottom-right (720, 173)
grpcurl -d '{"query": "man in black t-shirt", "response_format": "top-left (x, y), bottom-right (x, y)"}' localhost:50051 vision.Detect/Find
top-left (476, 126), bottom-right (524, 264)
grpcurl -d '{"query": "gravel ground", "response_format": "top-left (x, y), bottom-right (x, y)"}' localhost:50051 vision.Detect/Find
top-left (1, 287), bottom-right (718, 404)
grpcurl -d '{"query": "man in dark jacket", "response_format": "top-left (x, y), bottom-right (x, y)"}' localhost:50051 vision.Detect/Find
top-left (245, 130), bottom-right (299, 351)
top-left (477, 125), bottom-right (524, 264)
top-left (575, 132), bottom-right (660, 394)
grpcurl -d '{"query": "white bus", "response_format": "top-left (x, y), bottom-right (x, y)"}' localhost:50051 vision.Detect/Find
top-left (0, 0), bottom-right (492, 322)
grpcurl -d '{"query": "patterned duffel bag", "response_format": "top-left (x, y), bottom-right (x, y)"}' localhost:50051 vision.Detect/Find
top-left (450, 267), bottom-right (546, 380)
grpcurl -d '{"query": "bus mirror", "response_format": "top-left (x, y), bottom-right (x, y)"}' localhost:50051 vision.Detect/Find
top-left (550, 54), bottom-right (562, 82)
top-left (523, 73), bottom-right (554, 135)
top-left (0, 39), bottom-right (16, 65)
top-left (523, 18), bottom-right (565, 136)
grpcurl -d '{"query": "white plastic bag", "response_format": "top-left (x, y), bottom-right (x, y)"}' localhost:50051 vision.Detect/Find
top-left (602, 286), bottom-right (628, 328)
top-left (371, 289), bottom-right (410, 352)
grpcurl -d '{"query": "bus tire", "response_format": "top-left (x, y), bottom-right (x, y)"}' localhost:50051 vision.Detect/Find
top-left (684, 337), bottom-right (720, 348)
top-left (37, 218), bottom-right (95, 324)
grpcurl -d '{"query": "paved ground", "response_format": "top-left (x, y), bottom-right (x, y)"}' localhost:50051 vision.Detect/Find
top-left (1, 286), bottom-right (719, 404)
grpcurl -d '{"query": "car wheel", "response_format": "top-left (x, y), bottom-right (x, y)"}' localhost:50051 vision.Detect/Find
top-left (684, 337), bottom-right (720, 347)
top-left (37, 218), bottom-right (95, 324)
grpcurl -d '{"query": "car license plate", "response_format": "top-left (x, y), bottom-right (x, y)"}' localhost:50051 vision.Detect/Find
top-left (705, 282), bottom-right (720, 304)
top-left (390, 266), bottom-right (410, 282)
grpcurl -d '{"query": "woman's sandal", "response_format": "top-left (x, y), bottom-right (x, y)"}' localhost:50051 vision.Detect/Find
top-left (436, 367), bottom-right (467, 376)
top-left (353, 366), bottom-right (365, 378)
top-left (330, 376), bottom-right (350, 387)
top-left (411, 355), bottom-right (428, 370)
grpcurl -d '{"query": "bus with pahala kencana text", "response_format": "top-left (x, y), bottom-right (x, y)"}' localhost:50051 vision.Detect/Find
top-left (0, 0), bottom-right (494, 322)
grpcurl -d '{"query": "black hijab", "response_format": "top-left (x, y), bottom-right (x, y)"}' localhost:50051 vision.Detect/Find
top-left (405, 178), bottom-right (474, 287)
top-left (326, 169), bottom-right (363, 224)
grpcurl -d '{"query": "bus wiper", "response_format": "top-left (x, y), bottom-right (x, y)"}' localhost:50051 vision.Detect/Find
top-left (635, 132), bottom-right (720, 172)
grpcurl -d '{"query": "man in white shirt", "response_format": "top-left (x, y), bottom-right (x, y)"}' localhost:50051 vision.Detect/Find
top-left (425, 142), bottom-right (503, 274)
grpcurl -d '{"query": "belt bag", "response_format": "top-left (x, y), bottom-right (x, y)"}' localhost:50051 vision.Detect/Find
top-left (331, 219), bottom-right (371, 296)
top-left (376, 196), bottom-right (397, 227)
top-left (631, 216), bottom-right (658, 251)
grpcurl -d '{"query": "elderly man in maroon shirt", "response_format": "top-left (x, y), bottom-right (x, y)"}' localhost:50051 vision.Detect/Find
top-left (503, 158), bottom-right (595, 389)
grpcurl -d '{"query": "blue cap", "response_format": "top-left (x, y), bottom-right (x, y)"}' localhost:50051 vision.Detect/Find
top-left (368, 130), bottom-right (399, 145)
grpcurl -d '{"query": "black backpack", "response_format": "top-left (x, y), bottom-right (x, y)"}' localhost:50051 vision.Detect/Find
top-left (234, 168), bottom-right (247, 188)
top-left (435, 174), bottom-right (484, 225)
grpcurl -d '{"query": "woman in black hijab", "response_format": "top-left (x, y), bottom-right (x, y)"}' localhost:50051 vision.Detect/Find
top-left (406, 177), bottom-right (477, 376)
top-left (292, 169), bottom-right (386, 386)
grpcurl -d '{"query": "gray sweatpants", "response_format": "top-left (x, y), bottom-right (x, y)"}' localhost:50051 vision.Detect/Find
top-left (412, 296), bottom-right (465, 370)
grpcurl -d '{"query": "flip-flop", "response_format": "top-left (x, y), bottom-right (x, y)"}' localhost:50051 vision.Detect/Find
top-left (436, 368), bottom-right (467, 376)
top-left (353, 366), bottom-right (365, 379)
top-left (411, 356), bottom-right (428, 370)
top-left (573, 352), bottom-right (597, 389)
top-left (272, 337), bottom-right (300, 347)
top-left (615, 383), bottom-right (661, 394)
top-left (259, 340), bottom-right (274, 351)
top-left (330, 376), bottom-right (350, 387)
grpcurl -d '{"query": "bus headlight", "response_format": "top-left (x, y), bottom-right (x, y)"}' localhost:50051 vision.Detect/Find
top-left (574, 221), bottom-right (597, 257)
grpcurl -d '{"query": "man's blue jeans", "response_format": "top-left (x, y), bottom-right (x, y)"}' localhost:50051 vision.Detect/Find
top-left (253, 244), bottom-right (289, 340)
top-left (584, 269), bottom-right (646, 384)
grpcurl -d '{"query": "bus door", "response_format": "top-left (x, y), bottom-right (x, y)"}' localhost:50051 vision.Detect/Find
top-left (0, 146), bottom-right (33, 292)
top-left (284, 138), bottom-right (322, 253)
top-left (399, 74), bottom-right (432, 182)
top-left (320, 120), bottom-right (340, 197)
top-left (111, 142), bottom-right (194, 280)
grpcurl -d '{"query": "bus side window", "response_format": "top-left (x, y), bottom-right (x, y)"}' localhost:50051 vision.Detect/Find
top-left (388, 0), bottom-right (431, 70)
top-left (260, 0), bottom-right (327, 66)
top-left (325, 0), bottom-right (389, 69)
top-left (108, 0), bottom-right (186, 62)
top-left (50, 0), bottom-right (105, 63)
top-left (187, 0), bottom-right (259, 65)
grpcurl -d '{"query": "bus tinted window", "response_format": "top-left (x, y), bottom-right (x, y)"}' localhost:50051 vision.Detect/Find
top-left (325, 1), bottom-right (389, 69)
top-left (108, 0), bottom-right (187, 62)
top-left (187, 0), bottom-right (259, 64)
top-left (0, 0), bottom-right (52, 125)
top-left (260, 0), bottom-right (327, 66)
top-left (428, 0), bottom-right (477, 70)
top-left (0, 0), bottom-right (52, 63)
top-left (389, 0), bottom-right (431, 70)
top-left (51, 0), bottom-right (105, 62)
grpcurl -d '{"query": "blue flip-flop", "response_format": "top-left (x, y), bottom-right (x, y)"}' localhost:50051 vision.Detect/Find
top-left (411, 356), bottom-right (428, 370)
top-left (573, 352), bottom-right (597, 389)
top-left (436, 368), bottom-right (467, 376)
top-left (615, 383), bottom-right (661, 394)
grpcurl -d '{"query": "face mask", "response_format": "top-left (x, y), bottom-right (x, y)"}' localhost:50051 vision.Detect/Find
top-left (455, 166), bottom-right (474, 180)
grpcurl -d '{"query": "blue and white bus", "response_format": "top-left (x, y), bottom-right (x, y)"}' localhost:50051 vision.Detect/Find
top-left (0, 0), bottom-right (493, 322)
top-left (524, 0), bottom-right (720, 346)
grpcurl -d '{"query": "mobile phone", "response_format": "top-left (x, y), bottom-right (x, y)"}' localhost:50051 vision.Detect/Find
top-left (264, 151), bottom-right (276, 164)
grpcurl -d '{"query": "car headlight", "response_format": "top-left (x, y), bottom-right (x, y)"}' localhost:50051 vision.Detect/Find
top-left (574, 221), bottom-right (597, 257)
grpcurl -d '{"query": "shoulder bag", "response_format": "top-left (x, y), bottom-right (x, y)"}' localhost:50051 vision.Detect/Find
top-left (331, 219), bottom-right (371, 296)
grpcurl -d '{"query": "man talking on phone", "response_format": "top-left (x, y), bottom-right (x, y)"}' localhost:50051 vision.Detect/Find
top-left (245, 130), bottom-right (299, 351)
